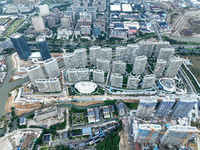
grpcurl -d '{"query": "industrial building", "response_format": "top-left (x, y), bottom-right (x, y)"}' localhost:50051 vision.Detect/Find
top-left (96, 59), bottom-right (110, 72)
top-left (10, 33), bottom-right (31, 61)
top-left (63, 53), bottom-right (75, 70)
top-left (157, 48), bottom-right (175, 61)
top-left (36, 36), bottom-right (51, 61)
top-left (154, 59), bottom-right (167, 78)
top-left (110, 73), bottom-right (123, 88)
top-left (35, 78), bottom-right (61, 92)
top-left (34, 106), bottom-right (63, 122)
top-left (31, 16), bottom-right (45, 32)
top-left (115, 46), bottom-right (128, 61)
top-left (67, 68), bottom-right (89, 82)
top-left (74, 48), bottom-right (88, 68)
top-left (127, 44), bottom-right (139, 63)
top-left (112, 60), bottom-right (126, 74)
top-left (142, 74), bottom-right (155, 89)
top-left (165, 57), bottom-right (184, 78)
top-left (171, 97), bottom-right (198, 118)
top-left (44, 58), bottom-right (60, 78)
top-left (101, 48), bottom-right (112, 60)
top-left (155, 41), bottom-right (170, 58)
top-left (133, 120), bottom-right (162, 144)
top-left (127, 75), bottom-right (140, 89)
top-left (93, 69), bottom-right (104, 83)
top-left (132, 56), bottom-right (147, 75)
top-left (89, 46), bottom-right (101, 65)
top-left (156, 98), bottom-right (175, 117)
top-left (160, 125), bottom-right (198, 146)
top-left (138, 41), bottom-right (154, 57)
top-left (26, 65), bottom-right (45, 87)
top-left (136, 97), bottom-right (157, 118)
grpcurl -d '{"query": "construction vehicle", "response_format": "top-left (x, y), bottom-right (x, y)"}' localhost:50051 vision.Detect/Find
top-left (145, 126), bottom-right (196, 148)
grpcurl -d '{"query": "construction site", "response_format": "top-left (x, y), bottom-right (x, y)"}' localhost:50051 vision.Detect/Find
top-left (132, 119), bottom-right (199, 150)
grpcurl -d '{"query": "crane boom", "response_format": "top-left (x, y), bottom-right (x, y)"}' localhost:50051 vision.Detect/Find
top-left (177, 131), bottom-right (193, 147)
top-left (145, 129), bottom-right (154, 146)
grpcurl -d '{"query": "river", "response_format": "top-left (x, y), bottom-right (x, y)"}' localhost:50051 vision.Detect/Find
top-left (0, 56), bottom-right (65, 117)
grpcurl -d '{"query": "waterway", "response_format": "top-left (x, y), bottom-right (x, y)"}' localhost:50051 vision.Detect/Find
top-left (0, 56), bottom-right (65, 118)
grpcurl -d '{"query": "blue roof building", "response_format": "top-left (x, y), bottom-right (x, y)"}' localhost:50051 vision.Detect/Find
top-left (93, 26), bottom-right (101, 37)
top-left (82, 127), bottom-right (92, 136)
top-left (19, 117), bottom-right (26, 125)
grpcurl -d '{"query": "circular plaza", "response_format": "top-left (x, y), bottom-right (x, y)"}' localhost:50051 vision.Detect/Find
top-left (75, 81), bottom-right (97, 94)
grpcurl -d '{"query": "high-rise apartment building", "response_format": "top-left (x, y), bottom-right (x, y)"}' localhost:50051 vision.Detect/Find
top-left (46, 16), bottom-right (56, 28)
top-left (101, 48), bottom-right (112, 60)
top-left (89, 46), bottom-right (101, 65)
top-left (10, 33), bottom-right (31, 61)
top-left (171, 97), bottom-right (197, 118)
top-left (26, 65), bottom-right (45, 87)
top-left (157, 48), bottom-right (175, 61)
top-left (44, 58), bottom-right (60, 78)
top-left (112, 61), bottom-right (126, 74)
top-left (31, 16), bottom-right (45, 31)
top-left (74, 48), bottom-right (88, 68)
top-left (35, 78), bottom-right (61, 92)
top-left (154, 59), bottom-right (167, 78)
top-left (67, 68), bottom-right (89, 82)
top-left (136, 97), bottom-right (157, 118)
top-left (96, 59), bottom-right (110, 72)
top-left (110, 73), bottom-right (123, 88)
top-left (165, 57), bottom-right (184, 77)
top-left (79, 12), bottom-right (92, 22)
top-left (127, 44), bottom-right (139, 63)
top-left (115, 46), bottom-right (127, 62)
top-left (61, 16), bottom-right (72, 28)
top-left (127, 75), bottom-right (140, 89)
top-left (36, 36), bottom-right (51, 61)
top-left (39, 4), bottom-right (49, 16)
top-left (155, 41), bottom-right (170, 58)
top-left (93, 69), bottom-right (104, 83)
top-left (132, 56), bottom-right (147, 75)
top-left (63, 53), bottom-right (75, 70)
top-left (142, 74), bottom-right (155, 89)
top-left (156, 97), bottom-right (175, 117)
top-left (138, 41), bottom-right (154, 57)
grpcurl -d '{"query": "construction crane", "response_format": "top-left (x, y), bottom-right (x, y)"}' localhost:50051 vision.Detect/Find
top-left (144, 126), bottom-right (195, 148)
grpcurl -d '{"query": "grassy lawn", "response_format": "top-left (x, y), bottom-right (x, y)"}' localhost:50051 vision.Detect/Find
top-left (43, 0), bottom-right (56, 6)
top-left (72, 113), bottom-right (84, 125)
top-left (56, 0), bottom-right (67, 3)
top-left (180, 55), bottom-right (200, 82)
top-left (3, 19), bottom-right (24, 38)
top-left (0, 18), bottom-right (8, 22)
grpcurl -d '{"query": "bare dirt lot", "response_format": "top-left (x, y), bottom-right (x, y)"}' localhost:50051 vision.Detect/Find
top-left (119, 129), bottom-right (130, 150)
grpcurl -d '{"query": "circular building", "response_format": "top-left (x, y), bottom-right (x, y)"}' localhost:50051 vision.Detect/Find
top-left (75, 81), bottom-right (97, 94)
top-left (158, 78), bottom-right (176, 92)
